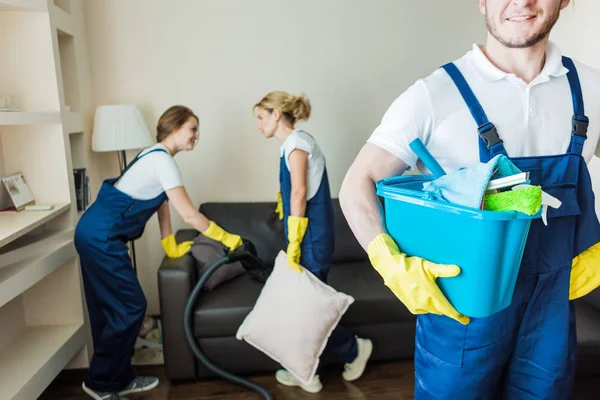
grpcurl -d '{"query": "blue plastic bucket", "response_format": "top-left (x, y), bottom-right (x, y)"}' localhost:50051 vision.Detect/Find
top-left (377, 175), bottom-right (540, 318)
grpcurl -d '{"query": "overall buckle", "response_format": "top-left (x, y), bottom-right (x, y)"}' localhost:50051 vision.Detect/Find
top-left (572, 115), bottom-right (589, 139)
top-left (478, 122), bottom-right (502, 148)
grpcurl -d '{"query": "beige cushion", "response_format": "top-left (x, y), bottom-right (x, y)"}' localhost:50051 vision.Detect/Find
top-left (236, 250), bottom-right (355, 385)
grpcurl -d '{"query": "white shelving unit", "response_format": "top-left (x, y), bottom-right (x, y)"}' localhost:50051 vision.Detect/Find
top-left (0, 0), bottom-right (94, 398)
top-left (0, 203), bottom-right (70, 248)
top-left (0, 0), bottom-right (46, 12)
top-left (0, 323), bottom-right (86, 400)
top-left (0, 112), bottom-right (61, 126)
top-left (0, 228), bottom-right (76, 308)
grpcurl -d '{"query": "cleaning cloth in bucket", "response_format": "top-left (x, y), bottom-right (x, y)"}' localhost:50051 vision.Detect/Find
top-left (422, 154), bottom-right (522, 209)
top-left (484, 185), bottom-right (542, 215)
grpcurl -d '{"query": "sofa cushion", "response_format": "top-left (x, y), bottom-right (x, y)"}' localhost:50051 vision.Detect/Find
top-left (175, 229), bottom-right (199, 242)
top-left (193, 273), bottom-right (263, 337)
top-left (193, 260), bottom-right (414, 338)
top-left (327, 261), bottom-right (411, 326)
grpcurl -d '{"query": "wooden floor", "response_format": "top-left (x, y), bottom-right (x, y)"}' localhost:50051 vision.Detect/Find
top-left (40, 361), bottom-right (600, 400)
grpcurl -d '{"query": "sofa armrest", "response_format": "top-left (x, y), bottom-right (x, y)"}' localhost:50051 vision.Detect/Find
top-left (158, 253), bottom-right (197, 381)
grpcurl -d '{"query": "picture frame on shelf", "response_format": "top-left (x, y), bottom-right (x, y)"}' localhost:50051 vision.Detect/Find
top-left (0, 173), bottom-right (35, 211)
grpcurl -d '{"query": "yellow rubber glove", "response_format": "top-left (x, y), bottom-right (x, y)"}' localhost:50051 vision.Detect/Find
top-left (275, 191), bottom-right (284, 220)
top-left (367, 233), bottom-right (469, 325)
top-left (570, 242), bottom-right (600, 300)
top-left (161, 233), bottom-right (193, 258)
top-left (203, 221), bottom-right (243, 252)
top-left (286, 216), bottom-right (308, 273)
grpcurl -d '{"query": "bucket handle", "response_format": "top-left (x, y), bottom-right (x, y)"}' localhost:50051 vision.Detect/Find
top-left (409, 138), bottom-right (446, 178)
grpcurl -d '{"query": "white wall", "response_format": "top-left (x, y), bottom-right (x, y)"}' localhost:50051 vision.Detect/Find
top-left (84, 0), bottom-right (486, 314)
top-left (551, 2), bottom-right (600, 218)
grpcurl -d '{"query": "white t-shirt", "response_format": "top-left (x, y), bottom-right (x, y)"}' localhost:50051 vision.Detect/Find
top-left (115, 144), bottom-right (183, 200)
top-left (280, 130), bottom-right (326, 201)
top-left (368, 41), bottom-right (600, 173)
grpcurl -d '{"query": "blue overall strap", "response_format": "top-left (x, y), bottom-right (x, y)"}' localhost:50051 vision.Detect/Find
top-left (442, 63), bottom-right (507, 162)
top-left (119, 148), bottom-right (167, 177)
top-left (563, 56), bottom-right (588, 155)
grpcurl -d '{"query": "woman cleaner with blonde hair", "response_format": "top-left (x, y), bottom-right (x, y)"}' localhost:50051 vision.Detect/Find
top-left (254, 91), bottom-right (373, 393)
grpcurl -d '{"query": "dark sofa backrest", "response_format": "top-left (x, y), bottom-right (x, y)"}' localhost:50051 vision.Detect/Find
top-left (199, 199), bottom-right (367, 267)
top-left (330, 199), bottom-right (369, 263)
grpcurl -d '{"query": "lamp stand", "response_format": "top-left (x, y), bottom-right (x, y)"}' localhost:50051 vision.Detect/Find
top-left (119, 150), bottom-right (138, 274)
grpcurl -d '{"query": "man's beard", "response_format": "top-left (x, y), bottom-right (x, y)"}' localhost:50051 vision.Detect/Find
top-left (485, 5), bottom-right (561, 49)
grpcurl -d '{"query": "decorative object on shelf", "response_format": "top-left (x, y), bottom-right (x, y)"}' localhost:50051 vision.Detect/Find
top-left (91, 104), bottom-right (154, 273)
top-left (0, 93), bottom-right (21, 111)
top-left (24, 204), bottom-right (55, 211)
top-left (0, 173), bottom-right (35, 211)
top-left (73, 168), bottom-right (89, 211)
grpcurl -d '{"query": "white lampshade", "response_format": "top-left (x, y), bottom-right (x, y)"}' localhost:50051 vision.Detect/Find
top-left (92, 104), bottom-right (154, 152)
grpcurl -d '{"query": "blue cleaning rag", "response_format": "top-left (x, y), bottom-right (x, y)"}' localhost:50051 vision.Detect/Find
top-left (422, 154), bottom-right (522, 209)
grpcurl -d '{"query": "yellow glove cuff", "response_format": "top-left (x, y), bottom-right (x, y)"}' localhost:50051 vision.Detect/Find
top-left (161, 233), bottom-right (176, 252)
top-left (275, 191), bottom-right (284, 220)
top-left (367, 233), bottom-right (401, 261)
top-left (287, 216), bottom-right (309, 244)
top-left (204, 221), bottom-right (225, 241)
top-left (570, 241), bottom-right (600, 300)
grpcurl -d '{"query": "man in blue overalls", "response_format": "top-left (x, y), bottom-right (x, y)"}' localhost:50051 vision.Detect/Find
top-left (340, 0), bottom-right (600, 398)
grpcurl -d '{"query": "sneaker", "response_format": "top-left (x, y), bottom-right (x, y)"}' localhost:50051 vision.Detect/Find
top-left (342, 337), bottom-right (373, 381)
top-left (118, 376), bottom-right (159, 396)
top-left (82, 382), bottom-right (128, 400)
top-left (275, 369), bottom-right (323, 393)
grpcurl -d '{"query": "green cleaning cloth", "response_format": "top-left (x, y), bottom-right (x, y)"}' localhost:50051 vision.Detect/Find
top-left (484, 186), bottom-right (542, 215)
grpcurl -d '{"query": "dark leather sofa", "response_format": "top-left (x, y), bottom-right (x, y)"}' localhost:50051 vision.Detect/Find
top-left (158, 200), bottom-right (600, 381)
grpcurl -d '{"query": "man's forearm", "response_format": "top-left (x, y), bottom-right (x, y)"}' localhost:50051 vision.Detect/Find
top-left (340, 172), bottom-right (386, 250)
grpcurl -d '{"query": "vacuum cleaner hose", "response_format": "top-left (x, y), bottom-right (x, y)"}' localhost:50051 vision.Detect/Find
top-left (183, 250), bottom-right (275, 400)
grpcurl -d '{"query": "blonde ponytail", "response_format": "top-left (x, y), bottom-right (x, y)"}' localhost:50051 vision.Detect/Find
top-left (253, 91), bottom-right (311, 126)
top-left (288, 95), bottom-right (311, 122)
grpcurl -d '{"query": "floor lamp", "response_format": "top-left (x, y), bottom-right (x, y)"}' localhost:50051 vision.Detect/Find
top-left (91, 104), bottom-right (154, 273)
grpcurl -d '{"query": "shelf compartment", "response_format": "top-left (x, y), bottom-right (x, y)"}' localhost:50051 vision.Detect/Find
top-left (0, 229), bottom-right (76, 309)
top-left (53, 0), bottom-right (70, 13)
top-left (0, 0), bottom-right (47, 12)
top-left (0, 125), bottom-right (72, 206)
top-left (0, 203), bottom-right (70, 248)
top-left (0, 111), bottom-right (61, 126)
top-left (64, 111), bottom-right (84, 133)
top-left (0, 10), bottom-right (60, 111)
top-left (0, 322), bottom-right (85, 400)
top-left (69, 131), bottom-right (86, 169)
top-left (51, 4), bottom-right (73, 35)
top-left (57, 29), bottom-right (81, 112)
